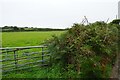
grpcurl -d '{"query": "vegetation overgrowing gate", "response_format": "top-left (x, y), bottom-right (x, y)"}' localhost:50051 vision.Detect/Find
top-left (0, 45), bottom-right (50, 73)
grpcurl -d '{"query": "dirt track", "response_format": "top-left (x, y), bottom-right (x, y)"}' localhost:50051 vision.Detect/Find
top-left (110, 53), bottom-right (120, 79)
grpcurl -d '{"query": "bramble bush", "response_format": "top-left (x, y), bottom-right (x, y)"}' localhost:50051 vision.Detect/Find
top-left (46, 21), bottom-right (119, 78)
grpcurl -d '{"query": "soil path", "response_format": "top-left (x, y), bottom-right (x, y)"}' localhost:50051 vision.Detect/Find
top-left (110, 53), bottom-right (120, 79)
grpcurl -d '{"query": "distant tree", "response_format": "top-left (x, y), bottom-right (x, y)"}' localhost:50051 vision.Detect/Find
top-left (20, 28), bottom-right (24, 31)
top-left (13, 26), bottom-right (19, 31)
top-left (3, 26), bottom-right (9, 29)
top-left (25, 27), bottom-right (28, 28)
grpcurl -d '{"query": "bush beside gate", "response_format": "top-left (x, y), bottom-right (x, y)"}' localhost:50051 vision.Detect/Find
top-left (46, 21), bottom-right (119, 78)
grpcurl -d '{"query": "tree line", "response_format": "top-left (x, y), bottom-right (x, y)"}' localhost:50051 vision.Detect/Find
top-left (1, 26), bottom-right (68, 32)
top-left (1, 19), bottom-right (120, 32)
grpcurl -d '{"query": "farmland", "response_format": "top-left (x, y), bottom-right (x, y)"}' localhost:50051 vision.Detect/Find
top-left (2, 31), bottom-right (65, 47)
top-left (1, 20), bottom-right (119, 78)
top-left (1, 31), bottom-right (66, 78)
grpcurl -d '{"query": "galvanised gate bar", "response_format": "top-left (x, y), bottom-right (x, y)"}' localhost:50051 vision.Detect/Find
top-left (0, 45), bottom-right (51, 74)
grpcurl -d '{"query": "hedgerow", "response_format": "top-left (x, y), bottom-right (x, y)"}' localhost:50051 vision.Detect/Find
top-left (46, 21), bottom-right (118, 78)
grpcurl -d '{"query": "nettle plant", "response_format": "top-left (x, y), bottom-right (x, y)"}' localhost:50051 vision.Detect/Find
top-left (46, 21), bottom-right (118, 78)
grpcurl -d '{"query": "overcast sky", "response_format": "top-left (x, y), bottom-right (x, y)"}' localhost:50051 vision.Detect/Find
top-left (0, 0), bottom-right (119, 29)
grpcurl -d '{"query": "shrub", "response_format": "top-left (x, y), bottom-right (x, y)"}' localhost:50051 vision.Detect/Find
top-left (46, 21), bottom-right (118, 78)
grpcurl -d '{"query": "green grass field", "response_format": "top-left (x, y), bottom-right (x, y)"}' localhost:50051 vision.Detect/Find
top-left (2, 31), bottom-right (65, 47)
top-left (2, 31), bottom-right (65, 78)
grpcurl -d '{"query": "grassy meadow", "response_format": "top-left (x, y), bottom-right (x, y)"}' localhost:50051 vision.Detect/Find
top-left (2, 31), bottom-right (65, 47)
top-left (2, 31), bottom-right (66, 78)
